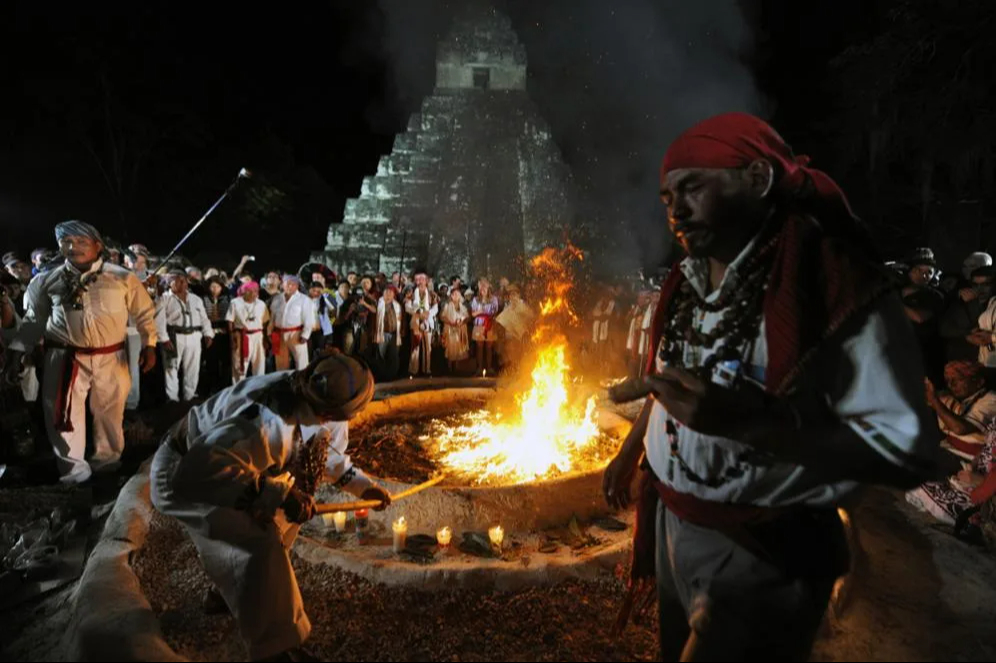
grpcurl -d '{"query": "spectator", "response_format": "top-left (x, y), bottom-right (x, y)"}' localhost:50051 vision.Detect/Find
top-left (470, 278), bottom-right (500, 375)
top-left (374, 285), bottom-right (403, 380)
top-left (901, 247), bottom-right (946, 385)
top-left (940, 252), bottom-right (995, 363)
top-left (928, 360), bottom-right (996, 460)
top-left (202, 276), bottom-right (232, 394)
top-left (308, 280), bottom-right (335, 355)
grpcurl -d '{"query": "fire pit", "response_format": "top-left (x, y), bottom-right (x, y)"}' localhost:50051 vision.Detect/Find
top-left (298, 245), bottom-right (634, 589)
top-left (318, 386), bottom-right (631, 533)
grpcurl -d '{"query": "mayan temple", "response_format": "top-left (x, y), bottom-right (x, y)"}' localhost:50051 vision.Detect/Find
top-left (313, 1), bottom-right (576, 280)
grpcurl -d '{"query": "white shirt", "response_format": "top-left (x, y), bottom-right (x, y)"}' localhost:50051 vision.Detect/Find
top-left (226, 297), bottom-right (269, 332)
top-left (977, 298), bottom-right (996, 367)
top-left (643, 238), bottom-right (937, 508)
top-left (11, 259), bottom-right (157, 352)
top-left (406, 288), bottom-right (438, 332)
top-left (165, 372), bottom-right (372, 508)
top-left (155, 291), bottom-right (214, 340)
top-left (269, 291), bottom-right (315, 340)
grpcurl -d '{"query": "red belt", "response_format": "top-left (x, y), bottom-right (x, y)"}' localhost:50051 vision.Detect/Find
top-left (48, 341), bottom-right (127, 433)
top-left (270, 326), bottom-right (303, 355)
top-left (238, 328), bottom-right (263, 371)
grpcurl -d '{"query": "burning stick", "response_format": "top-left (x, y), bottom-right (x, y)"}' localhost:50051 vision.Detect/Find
top-left (314, 474), bottom-right (446, 515)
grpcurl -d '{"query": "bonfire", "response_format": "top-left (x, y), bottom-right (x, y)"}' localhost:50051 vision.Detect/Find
top-left (425, 244), bottom-right (609, 485)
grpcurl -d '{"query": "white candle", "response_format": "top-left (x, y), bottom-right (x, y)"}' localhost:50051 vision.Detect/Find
top-left (436, 526), bottom-right (452, 548)
top-left (488, 525), bottom-right (504, 552)
top-left (392, 517), bottom-right (408, 553)
top-left (333, 511), bottom-right (347, 533)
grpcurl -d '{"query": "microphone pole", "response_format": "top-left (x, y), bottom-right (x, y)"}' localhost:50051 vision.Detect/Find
top-left (153, 168), bottom-right (252, 276)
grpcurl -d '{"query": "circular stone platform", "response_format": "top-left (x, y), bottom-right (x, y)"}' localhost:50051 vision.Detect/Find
top-left (320, 388), bottom-right (632, 534)
top-left (294, 513), bottom-right (633, 592)
top-left (308, 386), bottom-right (632, 588)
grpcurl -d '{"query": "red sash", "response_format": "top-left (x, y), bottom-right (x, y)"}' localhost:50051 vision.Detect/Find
top-left (270, 326), bottom-right (303, 355)
top-left (48, 341), bottom-right (126, 432)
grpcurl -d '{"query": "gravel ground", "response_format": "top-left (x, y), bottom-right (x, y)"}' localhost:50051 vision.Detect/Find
top-left (134, 510), bottom-right (659, 662)
top-left (134, 488), bottom-right (996, 662)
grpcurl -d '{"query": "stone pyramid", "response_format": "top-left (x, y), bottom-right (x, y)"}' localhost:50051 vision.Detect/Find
top-left (313, 1), bottom-right (576, 281)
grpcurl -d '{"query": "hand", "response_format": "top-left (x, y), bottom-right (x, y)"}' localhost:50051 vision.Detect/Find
top-left (968, 329), bottom-right (993, 347)
top-left (160, 340), bottom-right (175, 354)
top-left (960, 287), bottom-right (979, 303)
top-left (3, 350), bottom-right (25, 386)
top-left (241, 254), bottom-right (253, 264)
top-left (140, 346), bottom-right (157, 373)
top-left (602, 452), bottom-right (639, 510)
top-left (204, 337), bottom-right (214, 349)
top-left (648, 366), bottom-right (769, 439)
top-left (925, 377), bottom-right (939, 407)
top-left (281, 487), bottom-right (316, 524)
top-left (361, 485), bottom-right (392, 511)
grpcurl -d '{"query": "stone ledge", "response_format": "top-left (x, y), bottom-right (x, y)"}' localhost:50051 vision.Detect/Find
top-left (294, 517), bottom-right (633, 592)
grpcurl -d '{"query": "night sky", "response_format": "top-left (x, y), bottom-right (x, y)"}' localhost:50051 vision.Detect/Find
top-left (1, 0), bottom-right (873, 275)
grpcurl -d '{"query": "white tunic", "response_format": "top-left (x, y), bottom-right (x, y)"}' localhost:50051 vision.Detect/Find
top-left (11, 259), bottom-right (157, 351)
top-left (269, 291), bottom-right (315, 339)
top-left (163, 371), bottom-right (372, 506)
top-left (155, 291), bottom-right (215, 340)
top-left (226, 297), bottom-right (269, 332)
top-left (644, 238), bottom-right (937, 508)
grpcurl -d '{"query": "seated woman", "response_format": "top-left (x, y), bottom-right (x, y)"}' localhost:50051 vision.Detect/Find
top-left (907, 421), bottom-right (996, 526)
top-left (927, 360), bottom-right (996, 459)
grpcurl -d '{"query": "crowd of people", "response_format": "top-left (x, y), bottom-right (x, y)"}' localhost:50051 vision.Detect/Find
top-left (0, 223), bottom-right (666, 484)
top-left (889, 247), bottom-right (996, 541)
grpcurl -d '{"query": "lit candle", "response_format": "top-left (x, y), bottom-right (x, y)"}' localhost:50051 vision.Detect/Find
top-left (392, 516), bottom-right (408, 553)
top-left (333, 511), bottom-right (347, 533)
top-left (483, 369), bottom-right (487, 379)
top-left (488, 525), bottom-right (504, 553)
top-left (436, 526), bottom-right (452, 548)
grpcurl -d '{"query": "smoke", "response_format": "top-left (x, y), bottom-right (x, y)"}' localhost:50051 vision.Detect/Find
top-left (372, 0), bottom-right (765, 276)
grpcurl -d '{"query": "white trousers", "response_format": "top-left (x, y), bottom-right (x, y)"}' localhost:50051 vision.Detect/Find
top-left (42, 347), bottom-right (130, 484)
top-left (126, 327), bottom-right (141, 410)
top-left (150, 445), bottom-right (310, 660)
top-left (232, 330), bottom-right (266, 383)
top-left (164, 332), bottom-right (203, 402)
top-left (274, 331), bottom-right (309, 371)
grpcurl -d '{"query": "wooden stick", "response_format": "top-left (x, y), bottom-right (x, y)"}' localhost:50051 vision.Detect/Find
top-left (313, 474), bottom-right (447, 515)
top-left (390, 474), bottom-right (446, 500)
top-left (314, 499), bottom-right (383, 515)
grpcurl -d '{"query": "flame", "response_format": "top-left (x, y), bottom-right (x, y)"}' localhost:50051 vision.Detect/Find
top-left (428, 244), bottom-right (606, 485)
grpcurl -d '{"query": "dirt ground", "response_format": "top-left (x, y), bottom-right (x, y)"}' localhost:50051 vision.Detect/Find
top-left (5, 394), bottom-right (996, 661)
top-left (121, 487), bottom-right (996, 662)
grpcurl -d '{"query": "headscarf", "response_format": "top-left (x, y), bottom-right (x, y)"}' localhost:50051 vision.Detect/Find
top-left (237, 280), bottom-right (260, 297)
top-left (660, 112), bottom-right (874, 249)
top-left (944, 360), bottom-right (985, 385)
top-left (54, 221), bottom-right (103, 245)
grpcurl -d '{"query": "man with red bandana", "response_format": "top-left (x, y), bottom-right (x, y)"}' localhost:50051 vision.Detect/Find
top-left (603, 113), bottom-right (938, 660)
